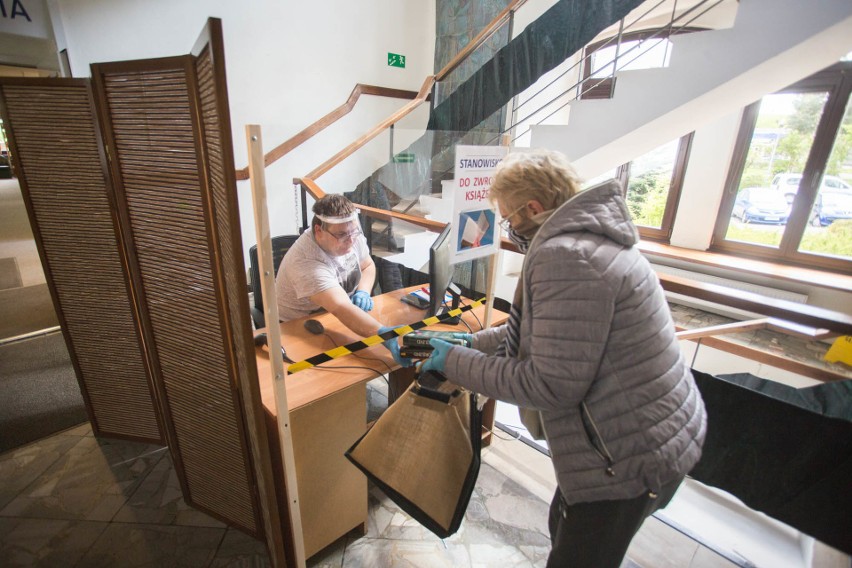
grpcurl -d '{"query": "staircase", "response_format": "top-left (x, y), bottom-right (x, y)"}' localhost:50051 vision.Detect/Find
top-left (529, 0), bottom-right (852, 179)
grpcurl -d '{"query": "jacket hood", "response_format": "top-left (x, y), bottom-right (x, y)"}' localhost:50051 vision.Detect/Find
top-left (535, 179), bottom-right (638, 248)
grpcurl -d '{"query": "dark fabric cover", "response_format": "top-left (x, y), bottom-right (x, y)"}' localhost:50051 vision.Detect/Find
top-left (690, 370), bottom-right (852, 554)
top-left (427, 0), bottom-right (646, 133)
top-left (716, 372), bottom-right (852, 421)
top-left (340, 0), bottom-right (646, 206)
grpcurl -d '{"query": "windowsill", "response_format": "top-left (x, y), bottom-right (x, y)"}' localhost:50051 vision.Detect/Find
top-left (637, 241), bottom-right (852, 294)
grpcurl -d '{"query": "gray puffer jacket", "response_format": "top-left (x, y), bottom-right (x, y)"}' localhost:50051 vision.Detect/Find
top-left (444, 180), bottom-right (706, 504)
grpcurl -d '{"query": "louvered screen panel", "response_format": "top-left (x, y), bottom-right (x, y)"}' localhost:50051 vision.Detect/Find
top-left (193, 26), bottom-right (289, 560)
top-left (0, 81), bottom-right (160, 442)
top-left (93, 62), bottom-right (258, 534)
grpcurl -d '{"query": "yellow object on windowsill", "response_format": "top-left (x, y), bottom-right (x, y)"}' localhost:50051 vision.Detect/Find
top-left (824, 336), bottom-right (852, 367)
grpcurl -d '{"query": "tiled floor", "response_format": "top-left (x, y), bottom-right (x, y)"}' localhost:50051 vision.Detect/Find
top-left (1, 404), bottom-right (749, 568)
top-left (1, 176), bottom-right (847, 567)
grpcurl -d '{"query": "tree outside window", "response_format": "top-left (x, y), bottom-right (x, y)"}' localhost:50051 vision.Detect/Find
top-left (620, 135), bottom-right (692, 242)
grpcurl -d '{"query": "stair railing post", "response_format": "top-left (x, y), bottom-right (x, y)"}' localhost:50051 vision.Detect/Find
top-left (611, 18), bottom-right (624, 98)
top-left (663, 0), bottom-right (678, 67)
top-left (505, 6), bottom-right (520, 142)
top-left (299, 183), bottom-right (309, 231)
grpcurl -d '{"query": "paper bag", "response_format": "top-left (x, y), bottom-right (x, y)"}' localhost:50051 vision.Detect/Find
top-left (345, 378), bottom-right (481, 538)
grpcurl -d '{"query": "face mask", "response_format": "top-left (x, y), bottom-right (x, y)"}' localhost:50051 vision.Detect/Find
top-left (508, 227), bottom-right (532, 252)
top-left (507, 209), bottom-right (555, 252)
top-left (513, 209), bottom-right (555, 237)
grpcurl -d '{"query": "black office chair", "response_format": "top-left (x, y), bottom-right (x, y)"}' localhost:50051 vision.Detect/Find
top-left (248, 235), bottom-right (299, 329)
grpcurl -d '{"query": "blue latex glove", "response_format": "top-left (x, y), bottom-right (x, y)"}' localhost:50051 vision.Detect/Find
top-left (418, 338), bottom-right (454, 374)
top-left (378, 325), bottom-right (412, 368)
top-left (351, 290), bottom-right (373, 312)
top-left (457, 333), bottom-right (473, 348)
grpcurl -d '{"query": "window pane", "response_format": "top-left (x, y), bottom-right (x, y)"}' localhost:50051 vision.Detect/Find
top-left (590, 38), bottom-right (671, 78)
top-left (724, 92), bottom-right (828, 248)
top-left (625, 139), bottom-right (678, 228)
top-left (797, 95), bottom-right (852, 261)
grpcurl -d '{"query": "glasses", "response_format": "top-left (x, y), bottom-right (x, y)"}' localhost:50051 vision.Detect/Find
top-left (498, 203), bottom-right (527, 232)
top-left (323, 223), bottom-right (362, 242)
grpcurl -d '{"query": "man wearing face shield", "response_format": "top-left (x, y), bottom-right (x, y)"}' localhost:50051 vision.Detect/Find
top-left (275, 193), bottom-right (410, 366)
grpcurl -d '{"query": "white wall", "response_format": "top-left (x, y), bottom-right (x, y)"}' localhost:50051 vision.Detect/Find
top-left (48, 0), bottom-right (436, 267)
top-left (41, 0), bottom-right (852, 319)
top-left (670, 109), bottom-right (742, 250)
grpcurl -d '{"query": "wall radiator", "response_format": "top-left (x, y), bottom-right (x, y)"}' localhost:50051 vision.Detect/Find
top-left (652, 263), bottom-right (809, 320)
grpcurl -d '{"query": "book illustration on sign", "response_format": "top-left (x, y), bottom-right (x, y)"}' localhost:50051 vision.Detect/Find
top-left (457, 209), bottom-right (494, 250)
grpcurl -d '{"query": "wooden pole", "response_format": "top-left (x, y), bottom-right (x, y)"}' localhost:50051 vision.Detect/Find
top-left (484, 134), bottom-right (513, 330)
top-left (484, 251), bottom-right (500, 329)
top-left (246, 124), bottom-right (306, 568)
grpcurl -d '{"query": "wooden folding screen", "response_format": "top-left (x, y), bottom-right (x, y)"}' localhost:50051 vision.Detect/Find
top-left (1, 18), bottom-right (289, 567)
top-left (0, 79), bottom-right (162, 443)
top-left (190, 23), bottom-right (290, 564)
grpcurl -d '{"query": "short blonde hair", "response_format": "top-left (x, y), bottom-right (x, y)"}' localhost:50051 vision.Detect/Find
top-left (489, 149), bottom-right (583, 211)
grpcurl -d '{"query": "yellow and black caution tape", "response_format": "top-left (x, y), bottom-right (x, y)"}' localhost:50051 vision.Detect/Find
top-left (286, 297), bottom-right (487, 374)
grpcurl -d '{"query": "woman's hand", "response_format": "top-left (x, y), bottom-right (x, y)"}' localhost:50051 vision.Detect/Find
top-left (418, 338), bottom-right (454, 374)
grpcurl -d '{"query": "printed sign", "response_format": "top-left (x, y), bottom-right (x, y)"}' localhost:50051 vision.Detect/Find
top-left (393, 152), bottom-right (415, 163)
top-left (0, 0), bottom-right (50, 40)
top-left (449, 145), bottom-right (507, 264)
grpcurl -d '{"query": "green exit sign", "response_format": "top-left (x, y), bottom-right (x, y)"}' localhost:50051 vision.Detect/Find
top-left (388, 52), bottom-right (406, 68)
top-left (393, 152), bottom-right (415, 163)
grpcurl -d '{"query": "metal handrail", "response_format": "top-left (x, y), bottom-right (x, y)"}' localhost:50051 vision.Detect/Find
top-left (508, 0), bottom-right (726, 142)
top-left (287, 0), bottom-right (729, 193)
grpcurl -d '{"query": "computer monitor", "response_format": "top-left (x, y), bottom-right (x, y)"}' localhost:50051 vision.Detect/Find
top-left (428, 225), bottom-right (460, 323)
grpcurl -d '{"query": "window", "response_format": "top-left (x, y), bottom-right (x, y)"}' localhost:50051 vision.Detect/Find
top-left (593, 134), bottom-right (691, 242)
top-left (581, 29), bottom-right (704, 100)
top-left (712, 62), bottom-right (852, 272)
top-left (624, 135), bottom-right (692, 240)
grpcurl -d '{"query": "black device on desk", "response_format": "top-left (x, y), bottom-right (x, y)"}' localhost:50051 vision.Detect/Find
top-left (427, 225), bottom-right (461, 325)
top-left (401, 292), bottom-right (429, 309)
top-left (304, 318), bottom-right (325, 335)
top-left (254, 333), bottom-right (294, 363)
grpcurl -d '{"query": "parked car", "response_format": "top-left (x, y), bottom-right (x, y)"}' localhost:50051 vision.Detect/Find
top-left (811, 190), bottom-right (852, 226)
top-left (770, 173), bottom-right (852, 204)
top-left (733, 187), bottom-right (790, 224)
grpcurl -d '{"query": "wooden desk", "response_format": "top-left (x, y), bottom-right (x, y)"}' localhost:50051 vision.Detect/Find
top-left (255, 287), bottom-right (502, 558)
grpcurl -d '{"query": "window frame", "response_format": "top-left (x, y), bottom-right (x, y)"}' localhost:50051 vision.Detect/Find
top-left (615, 132), bottom-right (693, 242)
top-left (581, 28), bottom-right (706, 100)
top-left (711, 62), bottom-right (852, 274)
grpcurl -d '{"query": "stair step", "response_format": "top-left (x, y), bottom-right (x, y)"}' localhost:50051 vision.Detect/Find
top-left (530, 0), bottom-right (852, 179)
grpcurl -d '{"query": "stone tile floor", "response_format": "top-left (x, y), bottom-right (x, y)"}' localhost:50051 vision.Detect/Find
top-left (0, 418), bottom-right (749, 567)
top-left (2, 376), bottom-right (847, 567)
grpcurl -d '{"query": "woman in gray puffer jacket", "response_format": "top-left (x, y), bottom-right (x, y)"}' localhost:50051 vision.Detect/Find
top-left (420, 149), bottom-right (706, 568)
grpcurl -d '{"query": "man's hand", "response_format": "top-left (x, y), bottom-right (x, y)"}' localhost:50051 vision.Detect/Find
top-left (379, 325), bottom-right (412, 367)
top-left (351, 290), bottom-right (373, 312)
